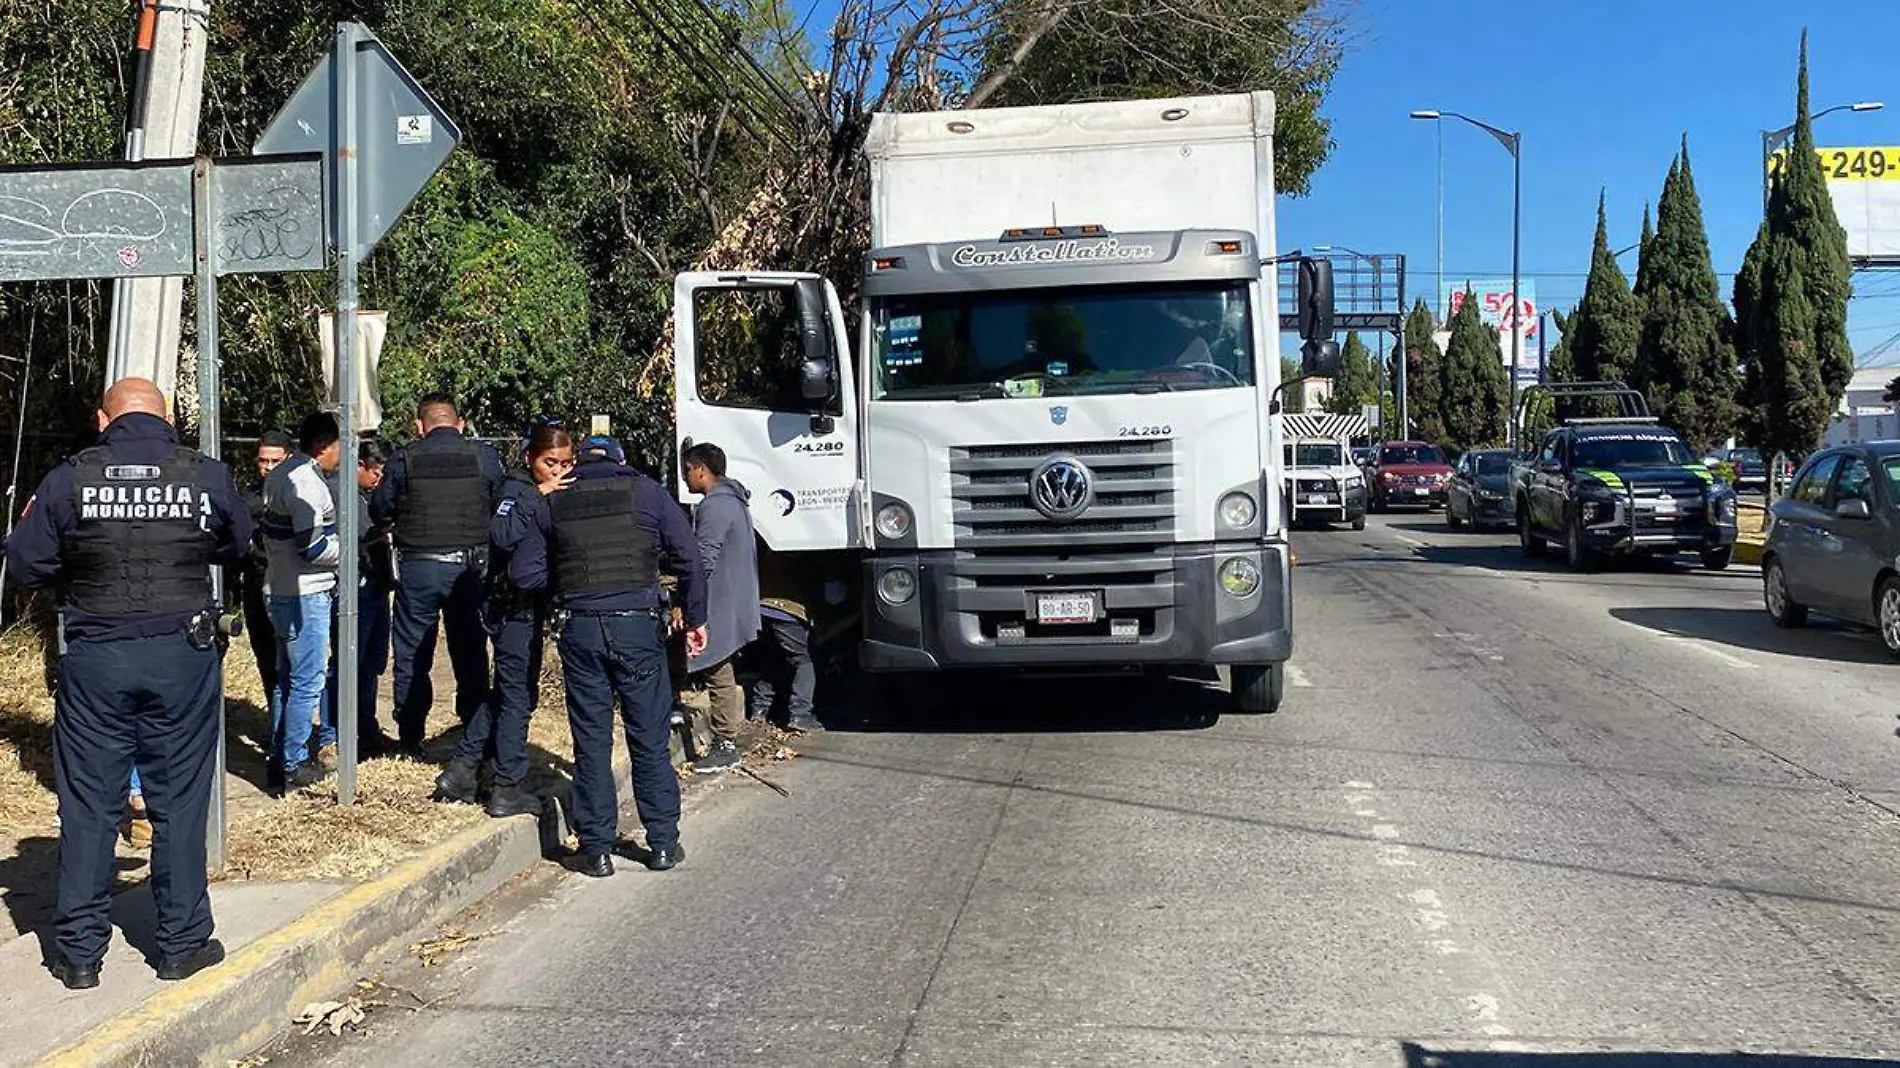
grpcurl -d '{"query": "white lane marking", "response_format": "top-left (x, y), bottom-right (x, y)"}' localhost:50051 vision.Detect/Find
top-left (1393, 531), bottom-right (1428, 548)
top-left (1340, 782), bottom-right (1514, 1039)
top-left (1286, 663), bottom-right (1314, 688)
top-left (1617, 619), bottom-right (1758, 670)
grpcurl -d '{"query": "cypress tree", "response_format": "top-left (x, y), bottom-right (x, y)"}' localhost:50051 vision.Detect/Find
top-left (1328, 330), bottom-right (1377, 415)
top-left (1634, 193), bottom-right (1662, 303)
top-left (1735, 31), bottom-right (1852, 457)
top-left (1440, 286), bottom-right (1510, 452)
top-left (1636, 138), bottom-right (1739, 450)
top-left (1569, 191), bottom-right (1641, 387)
top-left (1402, 300), bottom-right (1446, 442)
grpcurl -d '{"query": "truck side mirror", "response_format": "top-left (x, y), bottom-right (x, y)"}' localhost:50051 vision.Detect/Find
top-left (1300, 339), bottom-right (1340, 376)
top-left (793, 278), bottom-right (837, 410)
top-left (1296, 257), bottom-right (1335, 341)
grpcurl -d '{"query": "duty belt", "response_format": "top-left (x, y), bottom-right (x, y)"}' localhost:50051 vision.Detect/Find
top-left (399, 547), bottom-right (483, 566)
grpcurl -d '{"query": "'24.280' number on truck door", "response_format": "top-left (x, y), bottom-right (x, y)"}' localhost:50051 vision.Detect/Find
top-left (1118, 424), bottom-right (1173, 438)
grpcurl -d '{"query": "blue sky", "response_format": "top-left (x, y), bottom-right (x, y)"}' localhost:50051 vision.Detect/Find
top-left (1278, 0), bottom-right (1900, 363)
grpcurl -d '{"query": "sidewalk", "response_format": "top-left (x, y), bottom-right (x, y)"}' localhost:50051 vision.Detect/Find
top-left (0, 633), bottom-right (702, 1067)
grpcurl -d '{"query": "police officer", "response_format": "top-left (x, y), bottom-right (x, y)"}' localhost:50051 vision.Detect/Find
top-left (435, 421), bottom-right (574, 816)
top-left (510, 441), bottom-right (706, 875)
top-left (370, 392), bottom-right (504, 757)
top-left (4, 378), bottom-right (250, 990)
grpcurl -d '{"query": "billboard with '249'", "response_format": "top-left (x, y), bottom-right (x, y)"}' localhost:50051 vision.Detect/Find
top-left (1769, 146), bottom-right (1900, 260)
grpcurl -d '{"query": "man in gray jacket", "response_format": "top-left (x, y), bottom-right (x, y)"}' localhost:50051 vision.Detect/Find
top-left (681, 443), bottom-right (759, 773)
top-left (260, 412), bottom-right (343, 793)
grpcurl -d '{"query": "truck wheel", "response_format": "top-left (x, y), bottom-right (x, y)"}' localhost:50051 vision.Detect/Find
top-left (1700, 546), bottom-right (1734, 571)
top-left (1230, 663), bottom-right (1285, 714)
top-left (1518, 505), bottom-right (1546, 558)
top-left (1763, 557), bottom-right (1808, 629)
top-left (1566, 517), bottom-right (1599, 573)
top-left (1447, 501), bottom-right (1465, 530)
top-left (1351, 513), bottom-right (1367, 532)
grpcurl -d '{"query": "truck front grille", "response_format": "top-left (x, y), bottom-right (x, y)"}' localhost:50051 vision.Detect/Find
top-left (948, 439), bottom-right (1177, 551)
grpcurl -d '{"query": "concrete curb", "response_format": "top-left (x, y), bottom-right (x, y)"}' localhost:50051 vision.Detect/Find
top-left (41, 728), bottom-right (688, 1067)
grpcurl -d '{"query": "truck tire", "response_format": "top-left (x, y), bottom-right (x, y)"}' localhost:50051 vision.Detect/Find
top-left (1351, 513), bottom-right (1367, 532)
top-left (1565, 516), bottom-right (1600, 573)
top-left (1230, 663), bottom-right (1285, 714)
top-left (1700, 546), bottom-right (1733, 571)
top-left (1517, 503), bottom-right (1546, 558)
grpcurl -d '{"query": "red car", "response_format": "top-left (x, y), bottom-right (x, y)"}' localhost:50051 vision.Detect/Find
top-left (1368, 440), bottom-right (1454, 511)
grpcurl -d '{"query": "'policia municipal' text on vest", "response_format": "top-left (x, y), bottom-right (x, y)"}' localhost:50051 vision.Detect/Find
top-left (65, 445), bottom-right (213, 616)
top-left (394, 436), bottom-right (490, 551)
top-left (548, 479), bottom-right (658, 596)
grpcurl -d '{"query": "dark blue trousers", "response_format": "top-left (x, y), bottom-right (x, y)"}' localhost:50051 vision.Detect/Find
top-left (54, 633), bottom-right (219, 967)
top-left (557, 613), bottom-right (679, 857)
top-left (454, 609), bottom-right (543, 786)
top-left (391, 557), bottom-right (489, 746)
top-left (357, 586), bottom-right (391, 740)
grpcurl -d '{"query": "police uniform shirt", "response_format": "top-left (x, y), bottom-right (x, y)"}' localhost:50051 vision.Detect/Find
top-left (4, 413), bottom-right (251, 642)
top-left (507, 456), bottom-right (708, 626)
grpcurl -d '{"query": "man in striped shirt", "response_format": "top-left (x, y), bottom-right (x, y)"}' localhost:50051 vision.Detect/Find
top-left (261, 412), bottom-right (343, 793)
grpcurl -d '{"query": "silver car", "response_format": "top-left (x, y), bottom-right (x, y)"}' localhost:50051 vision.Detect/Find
top-left (1762, 441), bottom-right (1900, 657)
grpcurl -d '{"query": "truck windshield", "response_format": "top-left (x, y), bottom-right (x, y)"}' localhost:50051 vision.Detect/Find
top-left (1294, 442), bottom-right (1343, 467)
top-left (1574, 436), bottom-right (1696, 468)
top-left (871, 282), bottom-right (1254, 400)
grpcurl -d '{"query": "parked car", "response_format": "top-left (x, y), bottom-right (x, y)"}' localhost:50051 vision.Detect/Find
top-left (1762, 442), bottom-right (1900, 658)
top-left (1446, 448), bottom-right (1515, 530)
top-left (1368, 441), bottom-right (1453, 511)
top-left (1722, 448), bottom-right (1769, 494)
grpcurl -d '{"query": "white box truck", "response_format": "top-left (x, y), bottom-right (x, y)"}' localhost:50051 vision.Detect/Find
top-left (670, 92), bottom-right (1320, 713)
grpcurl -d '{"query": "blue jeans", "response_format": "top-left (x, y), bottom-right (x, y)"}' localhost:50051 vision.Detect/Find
top-left (270, 590), bottom-right (336, 771)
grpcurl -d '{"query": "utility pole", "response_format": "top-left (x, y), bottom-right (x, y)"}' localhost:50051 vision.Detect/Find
top-left (105, 0), bottom-right (213, 399)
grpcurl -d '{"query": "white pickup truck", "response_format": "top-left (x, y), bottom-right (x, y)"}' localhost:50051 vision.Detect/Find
top-left (1278, 413), bottom-right (1367, 530)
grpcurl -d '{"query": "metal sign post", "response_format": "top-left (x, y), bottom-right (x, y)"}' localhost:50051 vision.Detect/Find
top-left (331, 21), bottom-right (364, 806)
top-left (256, 21), bottom-right (461, 804)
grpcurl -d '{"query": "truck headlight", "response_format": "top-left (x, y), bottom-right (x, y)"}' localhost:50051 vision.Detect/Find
top-left (875, 502), bottom-right (913, 541)
top-left (1344, 475), bottom-right (1363, 489)
top-left (1218, 557), bottom-right (1261, 597)
top-left (1709, 494), bottom-right (1737, 523)
top-left (877, 566), bottom-right (917, 606)
top-left (1218, 491), bottom-right (1257, 529)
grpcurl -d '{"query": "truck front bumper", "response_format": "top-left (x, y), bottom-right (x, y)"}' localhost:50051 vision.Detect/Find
top-left (860, 541), bottom-right (1292, 671)
top-left (1582, 520), bottom-right (1738, 555)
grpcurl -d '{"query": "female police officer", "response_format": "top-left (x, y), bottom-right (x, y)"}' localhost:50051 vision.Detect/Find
top-left (507, 438), bottom-right (705, 875)
top-left (435, 422), bottom-right (575, 815)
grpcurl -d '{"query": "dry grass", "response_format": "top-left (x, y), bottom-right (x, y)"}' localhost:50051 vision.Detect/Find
top-left (1738, 501), bottom-right (1768, 541)
top-left (221, 755), bottom-right (488, 883)
top-left (0, 626), bottom-right (58, 833)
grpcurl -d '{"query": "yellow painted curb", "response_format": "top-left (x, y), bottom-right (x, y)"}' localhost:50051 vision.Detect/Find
top-left (39, 814), bottom-right (520, 1067)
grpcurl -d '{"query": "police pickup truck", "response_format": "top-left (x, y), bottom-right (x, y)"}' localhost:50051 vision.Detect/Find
top-left (1512, 383), bottom-right (1738, 572)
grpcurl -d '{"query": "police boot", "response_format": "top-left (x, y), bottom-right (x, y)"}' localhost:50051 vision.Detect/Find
top-left (432, 755), bottom-right (481, 804)
top-left (485, 782), bottom-right (543, 819)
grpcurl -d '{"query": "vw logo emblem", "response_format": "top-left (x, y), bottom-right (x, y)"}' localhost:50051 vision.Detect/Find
top-left (1029, 456), bottom-right (1092, 521)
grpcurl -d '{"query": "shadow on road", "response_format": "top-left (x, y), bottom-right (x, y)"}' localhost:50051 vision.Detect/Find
top-left (1611, 606), bottom-right (1893, 665)
top-left (832, 670), bottom-right (1227, 735)
top-left (1401, 1045), bottom-right (1900, 1067)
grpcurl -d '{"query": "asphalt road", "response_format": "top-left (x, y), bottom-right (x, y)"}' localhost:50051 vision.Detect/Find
top-left (264, 512), bottom-right (1900, 1067)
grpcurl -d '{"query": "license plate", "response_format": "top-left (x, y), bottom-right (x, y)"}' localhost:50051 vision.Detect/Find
top-left (1035, 592), bottom-right (1099, 625)
top-left (1305, 494), bottom-right (1333, 504)
top-left (1413, 487), bottom-right (1430, 496)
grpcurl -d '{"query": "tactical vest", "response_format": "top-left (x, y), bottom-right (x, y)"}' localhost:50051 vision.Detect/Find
top-left (65, 445), bottom-right (213, 617)
top-left (393, 434), bottom-right (490, 550)
top-left (548, 477), bottom-right (658, 596)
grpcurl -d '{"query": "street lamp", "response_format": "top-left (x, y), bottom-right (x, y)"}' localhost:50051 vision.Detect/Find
top-left (1413, 108), bottom-right (1523, 447)
top-left (1761, 101), bottom-right (1884, 212)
